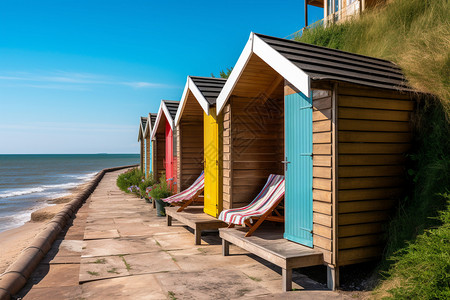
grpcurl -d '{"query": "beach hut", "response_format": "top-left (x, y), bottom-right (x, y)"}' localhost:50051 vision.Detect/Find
top-left (175, 76), bottom-right (227, 216)
top-left (216, 32), bottom-right (416, 290)
top-left (151, 100), bottom-right (180, 189)
top-left (164, 76), bottom-right (228, 244)
top-left (143, 113), bottom-right (157, 179)
top-left (137, 116), bottom-right (147, 173)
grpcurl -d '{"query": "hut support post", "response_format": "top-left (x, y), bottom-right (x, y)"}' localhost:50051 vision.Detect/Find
top-left (222, 239), bottom-right (230, 256)
top-left (282, 268), bottom-right (293, 292)
top-left (327, 265), bottom-right (339, 291)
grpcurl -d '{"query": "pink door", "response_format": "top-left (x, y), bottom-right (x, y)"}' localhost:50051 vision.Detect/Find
top-left (165, 120), bottom-right (174, 190)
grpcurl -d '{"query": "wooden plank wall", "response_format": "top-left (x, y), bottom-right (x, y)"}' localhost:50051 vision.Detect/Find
top-left (140, 140), bottom-right (144, 172)
top-left (146, 136), bottom-right (150, 177)
top-left (223, 103), bottom-right (232, 210)
top-left (310, 88), bottom-right (335, 265)
top-left (224, 96), bottom-right (284, 209)
top-left (336, 84), bottom-right (413, 266)
top-left (177, 120), bottom-right (204, 192)
top-left (155, 133), bottom-right (165, 181)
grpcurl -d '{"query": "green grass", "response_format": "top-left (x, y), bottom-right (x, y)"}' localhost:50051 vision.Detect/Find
top-left (377, 196), bottom-right (450, 299)
top-left (298, 0), bottom-right (450, 115)
top-left (296, 0), bottom-right (450, 297)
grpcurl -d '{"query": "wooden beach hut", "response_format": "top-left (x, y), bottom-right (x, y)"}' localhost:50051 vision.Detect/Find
top-left (216, 32), bottom-right (416, 290)
top-left (164, 76), bottom-right (228, 244)
top-left (151, 100), bottom-right (180, 190)
top-left (137, 116), bottom-right (147, 173)
top-left (143, 113), bottom-right (157, 178)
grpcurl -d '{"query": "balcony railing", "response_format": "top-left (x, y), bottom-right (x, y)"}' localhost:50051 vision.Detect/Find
top-left (285, 0), bottom-right (361, 40)
top-left (285, 19), bottom-right (324, 40)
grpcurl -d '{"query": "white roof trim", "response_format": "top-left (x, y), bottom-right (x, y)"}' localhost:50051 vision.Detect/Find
top-left (216, 32), bottom-right (310, 114)
top-left (174, 76), bottom-right (210, 126)
top-left (216, 32), bottom-right (254, 114)
top-left (162, 102), bottom-right (174, 130)
top-left (252, 34), bottom-right (310, 98)
top-left (174, 77), bottom-right (190, 127)
top-left (188, 77), bottom-right (210, 115)
top-left (151, 103), bottom-right (165, 140)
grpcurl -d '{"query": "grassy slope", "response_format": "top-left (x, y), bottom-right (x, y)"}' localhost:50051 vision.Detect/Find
top-left (297, 0), bottom-right (450, 298)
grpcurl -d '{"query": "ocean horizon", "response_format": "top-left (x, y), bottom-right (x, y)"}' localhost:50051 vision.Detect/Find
top-left (0, 154), bottom-right (139, 232)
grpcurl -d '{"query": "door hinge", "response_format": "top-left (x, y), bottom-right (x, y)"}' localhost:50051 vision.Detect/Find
top-left (281, 159), bottom-right (291, 171)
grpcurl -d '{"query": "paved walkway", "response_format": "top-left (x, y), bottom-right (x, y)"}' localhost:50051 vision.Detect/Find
top-left (17, 170), bottom-right (346, 299)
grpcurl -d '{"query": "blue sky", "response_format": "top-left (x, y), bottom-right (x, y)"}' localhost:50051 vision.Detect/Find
top-left (0, 0), bottom-right (323, 154)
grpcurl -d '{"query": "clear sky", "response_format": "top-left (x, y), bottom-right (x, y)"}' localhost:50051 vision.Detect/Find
top-left (0, 0), bottom-right (323, 154)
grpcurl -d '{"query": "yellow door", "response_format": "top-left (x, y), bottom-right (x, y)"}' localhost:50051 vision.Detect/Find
top-left (203, 107), bottom-right (222, 217)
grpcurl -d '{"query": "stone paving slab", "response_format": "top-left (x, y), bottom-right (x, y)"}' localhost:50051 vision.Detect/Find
top-left (156, 268), bottom-right (273, 300)
top-left (21, 286), bottom-right (82, 300)
top-left (81, 273), bottom-right (166, 299)
top-left (81, 236), bottom-right (159, 257)
top-left (84, 229), bottom-right (120, 240)
top-left (25, 264), bottom-right (80, 288)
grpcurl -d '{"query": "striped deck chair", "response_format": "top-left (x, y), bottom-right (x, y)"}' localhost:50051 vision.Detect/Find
top-left (162, 171), bottom-right (205, 212)
top-left (218, 174), bottom-right (285, 237)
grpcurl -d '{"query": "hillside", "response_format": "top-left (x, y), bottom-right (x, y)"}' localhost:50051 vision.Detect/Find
top-left (297, 0), bottom-right (450, 298)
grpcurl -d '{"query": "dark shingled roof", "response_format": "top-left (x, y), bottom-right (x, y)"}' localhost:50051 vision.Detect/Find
top-left (190, 76), bottom-right (227, 105)
top-left (140, 117), bottom-right (147, 130)
top-left (150, 113), bottom-right (157, 128)
top-left (162, 100), bottom-right (180, 120)
top-left (255, 33), bottom-right (410, 91)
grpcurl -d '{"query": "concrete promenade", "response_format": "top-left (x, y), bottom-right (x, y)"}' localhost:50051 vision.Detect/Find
top-left (16, 170), bottom-right (346, 299)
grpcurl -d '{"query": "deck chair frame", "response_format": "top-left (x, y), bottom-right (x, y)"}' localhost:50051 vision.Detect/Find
top-left (227, 196), bottom-right (285, 237)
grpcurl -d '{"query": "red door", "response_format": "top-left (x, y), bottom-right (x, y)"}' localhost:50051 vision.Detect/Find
top-left (165, 120), bottom-right (174, 190)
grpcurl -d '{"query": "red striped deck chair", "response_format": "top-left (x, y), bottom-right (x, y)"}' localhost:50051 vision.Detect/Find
top-left (218, 174), bottom-right (285, 237)
top-left (162, 171), bottom-right (204, 212)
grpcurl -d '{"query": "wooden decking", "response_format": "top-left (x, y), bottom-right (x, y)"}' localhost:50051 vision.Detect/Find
top-left (165, 206), bottom-right (228, 245)
top-left (220, 226), bottom-right (324, 292)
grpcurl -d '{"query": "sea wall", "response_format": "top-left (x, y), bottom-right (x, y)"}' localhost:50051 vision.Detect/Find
top-left (0, 165), bottom-right (137, 300)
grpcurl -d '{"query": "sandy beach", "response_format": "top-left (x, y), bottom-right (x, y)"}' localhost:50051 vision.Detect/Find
top-left (0, 182), bottom-right (90, 274)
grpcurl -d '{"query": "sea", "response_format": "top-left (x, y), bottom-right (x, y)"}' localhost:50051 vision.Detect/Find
top-left (0, 154), bottom-right (139, 233)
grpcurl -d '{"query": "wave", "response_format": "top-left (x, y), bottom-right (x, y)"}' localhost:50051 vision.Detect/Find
top-left (42, 182), bottom-right (80, 189)
top-left (0, 187), bottom-right (45, 199)
top-left (75, 172), bottom-right (98, 181)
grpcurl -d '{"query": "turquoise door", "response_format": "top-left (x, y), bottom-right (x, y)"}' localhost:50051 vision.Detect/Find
top-left (284, 91), bottom-right (313, 247)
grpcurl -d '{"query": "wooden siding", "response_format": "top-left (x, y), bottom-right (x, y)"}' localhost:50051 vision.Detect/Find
top-left (146, 136), bottom-right (150, 178)
top-left (177, 120), bottom-right (204, 192)
top-left (311, 87), bottom-right (334, 265)
top-left (223, 103), bottom-right (232, 210)
top-left (225, 96), bottom-right (284, 210)
top-left (336, 84), bottom-right (413, 266)
top-left (155, 133), bottom-right (165, 180)
top-left (140, 140), bottom-right (144, 172)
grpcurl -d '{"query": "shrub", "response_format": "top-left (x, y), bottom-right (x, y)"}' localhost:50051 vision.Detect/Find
top-left (139, 173), bottom-right (156, 199)
top-left (116, 168), bottom-right (144, 193)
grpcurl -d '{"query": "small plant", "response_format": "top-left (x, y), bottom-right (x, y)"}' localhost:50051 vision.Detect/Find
top-left (93, 258), bottom-right (106, 264)
top-left (148, 174), bottom-right (172, 200)
top-left (139, 173), bottom-right (156, 199)
top-left (167, 291), bottom-right (177, 300)
top-left (119, 255), bottom-right (131, 271)
top-left (87, 271), bottom-right (99, 276)
top-left (107, 268), bottom-right (119, 274)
